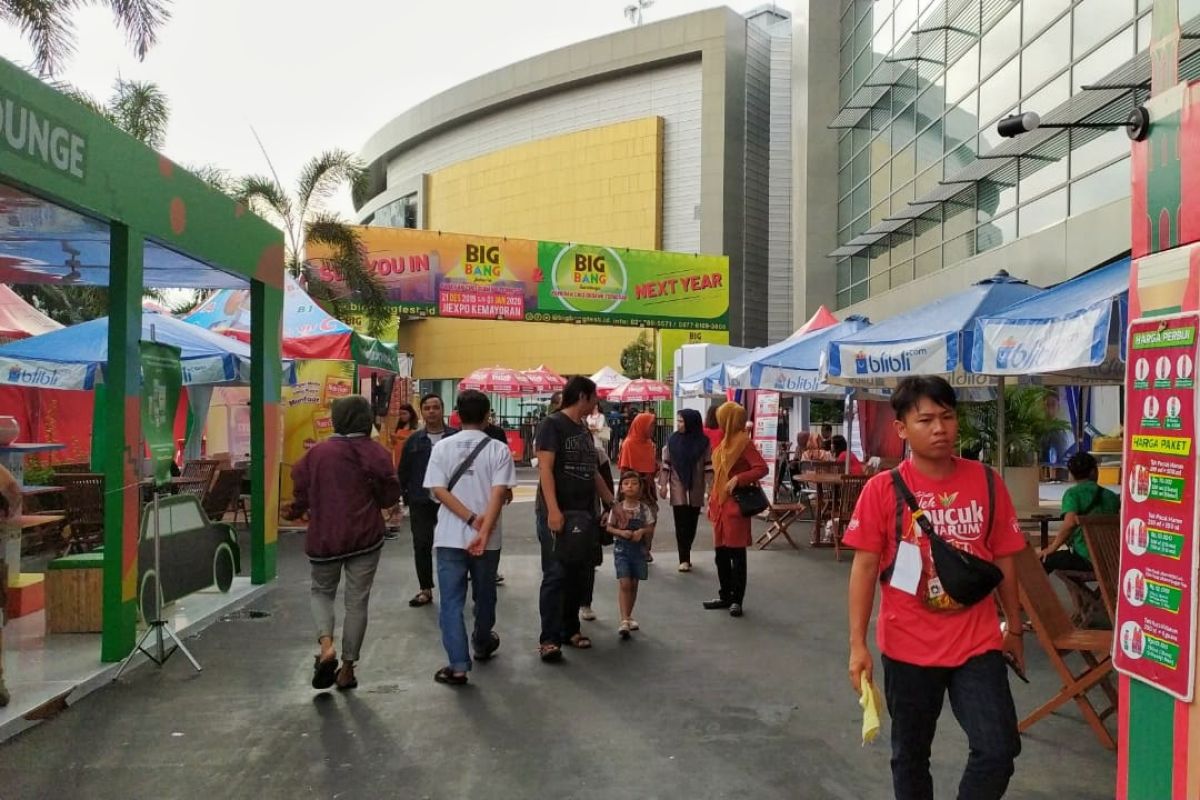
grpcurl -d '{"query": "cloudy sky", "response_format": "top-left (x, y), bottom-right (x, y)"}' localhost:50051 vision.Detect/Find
top-left (0, 0), bottom-right (792, 219)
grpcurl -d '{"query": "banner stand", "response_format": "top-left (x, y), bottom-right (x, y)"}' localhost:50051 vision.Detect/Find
top-left (114, 327), bottom-right (201, 678)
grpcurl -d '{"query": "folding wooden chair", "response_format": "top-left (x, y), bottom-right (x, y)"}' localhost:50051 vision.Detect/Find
top-left (1079, 515), bottom-right (1121, 621)
top-left (831, 474), bottom-right (869, 561)
top-left (1013, 545), bottom-right (1117, 749)
top-left (756, 500), bottom-right (808, 550)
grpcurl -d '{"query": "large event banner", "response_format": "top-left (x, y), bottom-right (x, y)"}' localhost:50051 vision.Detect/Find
top-left (280, 359), bottom-right (357, 507)
top-left (139, 341), bottom-right (183, 487)
top-left (1115, 313), bottom-right (1200, 702)
top-left (306, 227), bottom-right (729, 331)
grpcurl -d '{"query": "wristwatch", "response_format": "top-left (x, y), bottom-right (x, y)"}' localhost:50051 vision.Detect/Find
top-left (466, 513), bottom-right (477, 527)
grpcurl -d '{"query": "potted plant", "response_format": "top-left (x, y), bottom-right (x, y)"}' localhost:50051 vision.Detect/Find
top-left (957, 386), bottom-right (1071, 511)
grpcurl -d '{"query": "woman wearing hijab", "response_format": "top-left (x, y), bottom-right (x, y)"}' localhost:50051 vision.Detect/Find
top-left (619, 411), bottom-right (660, 560)
top-left (658, 409), bottom-right (711, 572)
top-left (703, 402), bottom-right (768, 618)
top-left (285, 395), bottom-right (402, 691)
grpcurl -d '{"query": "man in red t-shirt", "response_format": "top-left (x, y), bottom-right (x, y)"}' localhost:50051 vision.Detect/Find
top-left (845, 376), bottom-right (1026, 800)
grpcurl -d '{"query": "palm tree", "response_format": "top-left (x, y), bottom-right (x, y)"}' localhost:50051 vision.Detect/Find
top-left (236, 150), bottom-right (392, 337)
top-left (1, 0), bottom-right (170, 76)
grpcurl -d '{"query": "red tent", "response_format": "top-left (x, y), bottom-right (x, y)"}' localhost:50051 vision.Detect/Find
top-left (793, 305), bottom-right (839, 338)
top-left (0, 285), bottom-right (61, 343)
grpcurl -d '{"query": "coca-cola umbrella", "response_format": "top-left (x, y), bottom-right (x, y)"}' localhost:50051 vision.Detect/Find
top-left (458, 366), bottom-right (536, 397)
top-left (605, 378), bottom-right (672, 404)
top-left (523, 364), bottom-right (566, 394)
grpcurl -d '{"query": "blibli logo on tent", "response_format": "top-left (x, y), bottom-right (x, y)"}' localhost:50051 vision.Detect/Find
top-left (6, 365), bottom-right (61, 386)
top-left (853, 348), bottom-right (926, 375)
top-left (995, 336), bottom-right (1050, 371)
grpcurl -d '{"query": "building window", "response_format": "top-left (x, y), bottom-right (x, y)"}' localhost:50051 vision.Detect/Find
top-left (1070, 158), bottom-right (1131, 217)
top-left (372, 193), bottom-right (419, 229)
top-left (1017, 188), bottom-right (1067, 237)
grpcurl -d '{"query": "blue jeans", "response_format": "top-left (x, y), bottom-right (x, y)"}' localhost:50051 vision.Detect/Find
top-left (882, 651), bottom-right (1021, 800)
top-left (436, 547), bottom-right (501, 673)
top-left (536, 514), bottom-right (591, 645)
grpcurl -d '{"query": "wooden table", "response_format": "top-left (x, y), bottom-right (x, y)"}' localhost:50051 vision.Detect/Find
top-left (4, 514), bottom-right (65, 583)
top-left (794, 472), bottom-right (845, 547)
top-left (18, 485), bottom-right (63, 498)
top-left (1017, 508), bottom-right (1062, 550)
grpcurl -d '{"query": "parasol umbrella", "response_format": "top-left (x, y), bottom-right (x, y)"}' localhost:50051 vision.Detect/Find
top-left (459, 366), bottom-right (536, 397)
top-left (523, 364), bottom-right (566, 394)
top-left (606, 378), bottom-right (672, 404)
top-left (590, 365), bottom-right (631, 398)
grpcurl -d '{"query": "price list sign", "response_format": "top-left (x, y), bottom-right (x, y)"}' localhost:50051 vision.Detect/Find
top-left (1116, 313), bottom-right (1200, 701)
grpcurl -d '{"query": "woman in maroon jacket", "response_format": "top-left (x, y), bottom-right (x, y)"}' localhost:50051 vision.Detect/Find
top-left (286, 396), bottom-right (401, 691)
top-left (702, 401), bottom-right (768, 618)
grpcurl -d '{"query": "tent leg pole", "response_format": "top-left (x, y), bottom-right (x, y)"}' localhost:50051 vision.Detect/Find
top-left (996, 376), bottom-right (1007, 473)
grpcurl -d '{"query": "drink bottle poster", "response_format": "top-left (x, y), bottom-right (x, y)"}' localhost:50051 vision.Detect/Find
top-left (1116, 313), bottom-right (1200, 701)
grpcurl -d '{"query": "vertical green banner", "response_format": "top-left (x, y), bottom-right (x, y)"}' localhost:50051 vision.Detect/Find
top-left (139, 341), bottom-right (182, 487)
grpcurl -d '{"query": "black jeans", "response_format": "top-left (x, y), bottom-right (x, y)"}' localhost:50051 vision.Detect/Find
top-left (409, 501), bottom-right (438, 591)
top-left (714, 546), bottom-right (747, 604)
top-left (537, 514), bottom-right (591, 645)
top-left (673, 505), bottom-right (701, 564)
top-left (882, 651), bottom-right (1021, 800)
top-left (1042, 550), bottom-right (1092, 574)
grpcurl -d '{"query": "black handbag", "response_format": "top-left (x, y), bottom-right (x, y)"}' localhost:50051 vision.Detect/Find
top-left (882, 466), bottom-right (1003, 608)
top-left (732, 484), bottom-right (769, 517)
top-left (555, 510), bottom-right (599, 565)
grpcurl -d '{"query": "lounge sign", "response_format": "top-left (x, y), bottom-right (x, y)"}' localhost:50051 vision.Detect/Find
top-left (0, 90), bottom-right (87, 181)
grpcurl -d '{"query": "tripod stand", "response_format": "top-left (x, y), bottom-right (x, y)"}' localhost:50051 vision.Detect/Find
top-left (114, 484), bottom-right (201, 679)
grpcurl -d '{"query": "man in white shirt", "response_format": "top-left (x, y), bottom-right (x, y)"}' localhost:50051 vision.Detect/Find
top-left (424, 390), bottom-right (518, 686)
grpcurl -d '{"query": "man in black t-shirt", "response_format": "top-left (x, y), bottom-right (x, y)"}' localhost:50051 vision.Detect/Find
top-left (534, 375), bottom-right (614, 661)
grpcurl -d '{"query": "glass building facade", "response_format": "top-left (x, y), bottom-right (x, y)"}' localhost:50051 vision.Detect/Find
top-left (832, 0), bottom-right (1199, 309)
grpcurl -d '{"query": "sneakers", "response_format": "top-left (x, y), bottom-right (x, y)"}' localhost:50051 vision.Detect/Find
top-left (702, 598), bottom-right (732, 610)
top-left (580, 606), bottom-right (597, 621)
top-left (729, 603), bottom-right (744, 618)
top-left (628, 619), bottom-right (640, 631)
top-left (618, 620), bottom-right (632, 640)
top-left (678, 562), bottom-right (692, 572)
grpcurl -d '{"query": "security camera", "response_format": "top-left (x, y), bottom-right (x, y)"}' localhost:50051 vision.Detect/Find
top-left (997, 112), bottom-right (1040, 138)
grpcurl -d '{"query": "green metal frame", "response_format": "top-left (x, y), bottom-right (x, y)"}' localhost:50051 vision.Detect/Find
top-left (0, 56), bottom-right (284, 661)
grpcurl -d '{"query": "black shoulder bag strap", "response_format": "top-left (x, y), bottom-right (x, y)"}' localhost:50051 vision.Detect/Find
top-left (447, 437), bottom-right (492, 493)
top-left (880, 463), bottom-right (996, 584)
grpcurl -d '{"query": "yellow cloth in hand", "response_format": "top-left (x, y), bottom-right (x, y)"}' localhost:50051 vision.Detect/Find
top-left (860, 677), bottom-right (885, 745)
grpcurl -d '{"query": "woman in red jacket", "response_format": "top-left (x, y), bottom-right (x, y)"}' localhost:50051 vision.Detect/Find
top-left (702, 401), bottom-right (768, 618)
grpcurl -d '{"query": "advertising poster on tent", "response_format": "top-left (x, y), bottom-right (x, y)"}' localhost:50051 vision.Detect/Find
top-left (280, 360), bottom-right (357, 508)
top-left (139, 341), bottom-right (182, 487)
top-left (753, 391), bottom-right (780, 504)
top-left (306, 227), bottom-right (729, 331)
top-left (1115, 313), bottom-right (1200, 701)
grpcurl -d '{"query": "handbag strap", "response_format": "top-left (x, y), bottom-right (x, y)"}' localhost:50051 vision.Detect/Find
top-left (879, 463), bottom-right (995, 584)
top-left (447, 436), bottom-right (492, 493)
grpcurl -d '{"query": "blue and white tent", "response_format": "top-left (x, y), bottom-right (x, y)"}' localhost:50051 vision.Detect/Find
top-left (676, 363), bottom-right (725, 398)
top-left (824, 272), bottom-right (1041, 389)
top-left (0, 312), bottom-right (295, 390)
top-left (970, 258), bottom-right (1129, 385)
top-left (726, 316), bottom-right (871, 394)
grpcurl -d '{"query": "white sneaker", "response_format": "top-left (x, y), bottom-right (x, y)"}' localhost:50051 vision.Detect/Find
top-left (618, 620), bottom-right (631, 640)
top-left (580, 606), bottom-right (597, 621)
top-left (628, 619), bottom-right (640, 631)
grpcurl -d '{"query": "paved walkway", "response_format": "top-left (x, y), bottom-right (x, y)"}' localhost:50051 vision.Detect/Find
top-left (0, 495), bottom-right (1117, 799)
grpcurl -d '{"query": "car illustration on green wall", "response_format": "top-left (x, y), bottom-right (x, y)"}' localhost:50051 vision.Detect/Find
top-left (138, 494), bottom-right (240, 625)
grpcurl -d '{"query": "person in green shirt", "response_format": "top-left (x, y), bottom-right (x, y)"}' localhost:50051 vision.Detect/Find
top-left (1038, 453), bottom-right (1120, 573)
